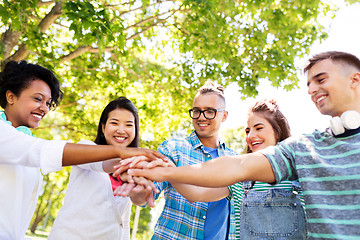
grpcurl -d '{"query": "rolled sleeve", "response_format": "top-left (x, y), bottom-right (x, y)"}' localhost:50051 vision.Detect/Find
top-left (39, 140), bottom-right (67, 174)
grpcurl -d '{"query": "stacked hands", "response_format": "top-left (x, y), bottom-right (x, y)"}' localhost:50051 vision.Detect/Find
top-left (112, 155), bottom-right (174, 207)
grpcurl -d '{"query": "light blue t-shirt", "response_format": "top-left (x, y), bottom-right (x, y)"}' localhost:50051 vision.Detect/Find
top-left (203, 146), bottom-right (229, 240)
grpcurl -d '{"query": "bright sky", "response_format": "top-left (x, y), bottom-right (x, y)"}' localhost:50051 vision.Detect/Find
top-left (222, 1), bottom-right (360, 136)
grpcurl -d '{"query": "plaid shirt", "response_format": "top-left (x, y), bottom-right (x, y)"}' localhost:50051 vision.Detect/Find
top-left (152, 131), bottom-right (238, 240)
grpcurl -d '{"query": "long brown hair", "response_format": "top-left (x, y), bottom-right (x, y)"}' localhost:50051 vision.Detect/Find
top-left (246, 99), bottom-right (290, 153)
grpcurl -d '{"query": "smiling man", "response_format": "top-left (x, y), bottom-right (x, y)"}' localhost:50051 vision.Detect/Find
top-left (130, 81), bottom-right (238, 240)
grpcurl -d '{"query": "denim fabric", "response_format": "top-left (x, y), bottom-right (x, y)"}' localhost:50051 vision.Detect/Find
top-left (240, 182), bottom-right (307, 239)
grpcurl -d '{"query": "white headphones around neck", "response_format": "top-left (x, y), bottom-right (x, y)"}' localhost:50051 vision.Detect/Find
top-left (329, 111), bottom-right (360, 135)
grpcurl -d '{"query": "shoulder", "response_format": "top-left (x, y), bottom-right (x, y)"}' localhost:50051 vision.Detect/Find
top-left (78, 139), bottom-right (96, 145)
top-left (158, 137), bottom-right (192, 150)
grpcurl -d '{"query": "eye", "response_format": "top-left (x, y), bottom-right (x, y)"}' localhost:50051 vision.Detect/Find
top-left (256, 126), bottom-right (264, 131)
top-left (46, 101), bottom-right (51, 107)
top-left (34, 97), bottom-right (42, 102)
top-left (245, 128), bottom-right (250, 134)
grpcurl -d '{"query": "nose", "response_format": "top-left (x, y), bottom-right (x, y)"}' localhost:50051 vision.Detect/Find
top-left (116, 126), bottom-right (125, 133)
top-left (307, 82), bottom-right (318, 95)
top-left (39, 101), bottom-right (50, 114)
top-left (246, 129), bottom-right (257, 142)
top-left (198, 111), bottom-right (207, 120)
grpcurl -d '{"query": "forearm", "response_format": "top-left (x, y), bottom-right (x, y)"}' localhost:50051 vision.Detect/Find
top-left (166, 153), bottom-right (275, 187)
top-left (171, 182), bottom-right (229, 203)
top-left (62, 143), bottom-right (118, 166)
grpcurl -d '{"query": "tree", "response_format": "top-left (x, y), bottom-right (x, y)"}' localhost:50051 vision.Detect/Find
top-left (1, 0), bottom-right (338, 234)
top-left (0, 0), bottom-right (336, 142)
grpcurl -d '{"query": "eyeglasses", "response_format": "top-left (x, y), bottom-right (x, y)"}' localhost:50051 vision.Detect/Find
top-left (189, 108), bottom-right (225, 120)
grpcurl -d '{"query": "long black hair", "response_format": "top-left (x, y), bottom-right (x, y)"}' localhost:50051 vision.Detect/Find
top-left (94, 97), bottom-right (139, 147)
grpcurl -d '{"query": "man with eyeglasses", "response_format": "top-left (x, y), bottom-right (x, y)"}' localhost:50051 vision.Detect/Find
top-left (129, 81), bottom-right (237, 240)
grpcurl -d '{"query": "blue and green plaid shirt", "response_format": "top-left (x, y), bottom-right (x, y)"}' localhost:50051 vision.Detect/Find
top-left (152, 131), bottom-right (238, 240)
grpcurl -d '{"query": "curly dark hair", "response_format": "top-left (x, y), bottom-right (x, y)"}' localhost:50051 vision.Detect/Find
top-left (0, 60), bottom-right (63, 109)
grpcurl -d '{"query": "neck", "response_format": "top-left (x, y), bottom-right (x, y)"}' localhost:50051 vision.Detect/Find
top-left (198, 136), bottom-right (219, 148)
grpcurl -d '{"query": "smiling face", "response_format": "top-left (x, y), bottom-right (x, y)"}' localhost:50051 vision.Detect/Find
top-left (101, 108), bottom-right (136, 147)
top-left (5, 79), bottom-right (51, 128)
top-left (245, 112), bottom-right (277, 152)
top-left (192, 93), bottom-right (227, 146)
top-left (307, 59), bottom-right (359, 117)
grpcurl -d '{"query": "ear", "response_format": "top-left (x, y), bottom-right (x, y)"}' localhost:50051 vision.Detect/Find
top-left (6, 90), bottom-right (16, 105)
top-left (221, 110), bottom-right (228, 122)
top-left (101, 123), bottom-right (106, 135)
top-left (350, 72), bottom-right (360, 89)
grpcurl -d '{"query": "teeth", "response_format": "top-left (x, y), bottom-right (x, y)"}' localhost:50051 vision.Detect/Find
top-left (32, 114), bottom-right (42, 119)
top-left (115, 136), bottom-right (126, 140)
top-left (199, 123), bottom-right (208, 127)
top-left (252, 141), bottom-right (262, 146)
top-left (317, 96), bottom-right (326, 103)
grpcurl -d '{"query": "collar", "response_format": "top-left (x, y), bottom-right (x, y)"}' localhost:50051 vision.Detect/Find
top-left (0, 111), bottom-right (33, 136)
top-left (327, 126), bottom-right (360, 138)
top-left (187, 130), bottom-right (226, 150)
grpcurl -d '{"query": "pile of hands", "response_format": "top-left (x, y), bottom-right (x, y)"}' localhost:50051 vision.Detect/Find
top-left (112, 155), bottom-right (174, 207)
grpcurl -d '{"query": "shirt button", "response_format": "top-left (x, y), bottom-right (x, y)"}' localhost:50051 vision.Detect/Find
top-left (203, 216), bottom-right (206, 219)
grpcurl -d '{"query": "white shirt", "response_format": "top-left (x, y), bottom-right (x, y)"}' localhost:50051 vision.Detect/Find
top-left (48, 140), bottom-right (132, 240)
top-left (0, 119), bottom-right (66, 240)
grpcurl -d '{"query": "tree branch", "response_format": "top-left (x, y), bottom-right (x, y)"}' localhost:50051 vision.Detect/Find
top-left (1, 27), bottom-right (21, 59)
top-left (60, 46), bottom-right (115, 62)
top-left (38, 1), bottom-right (63, 33)
top-left (3, 1), bottom-right (63, 66)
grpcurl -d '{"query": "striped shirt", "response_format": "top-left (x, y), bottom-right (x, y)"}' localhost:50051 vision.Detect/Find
top-left (152, 131), bottom-right (238, 240)
top-left (260, 128), bottom-right (360, 239)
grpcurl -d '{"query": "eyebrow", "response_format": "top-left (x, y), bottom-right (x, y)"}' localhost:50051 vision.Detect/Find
top-left (306, 72), bottom-right (326, 87)
top-left (33, 92), bottom-right (52, 101)
top-left (253, 123), bottom-right (264, 128)
top-left (109, 118), bottom-right (134, 123)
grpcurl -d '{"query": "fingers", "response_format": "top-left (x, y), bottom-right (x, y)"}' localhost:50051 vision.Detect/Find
top-left (114, 182), bottom-right (136, 197)
top-left (121, 155), bottom-right (149, 167)
top-left (132, 176), bottom-right (159, 194)
top-left (145, 192), bottom-right (155, 208)
top-left (119, 172), bottom-right (132, 182)
top-left (147, 158), bottom-right (174, 169)
top-left (128, 168), bottom-right (159, 182)
top-left (112, 165), bottom-right (132, 179)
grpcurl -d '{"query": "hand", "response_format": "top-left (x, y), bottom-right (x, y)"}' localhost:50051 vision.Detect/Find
top-left (120, 155), bottom-right (171, 169)
top-left (117, 147), bottom-right (167, 162)
top-left (114, 182), bottom-right (156, 207)
top-left (113, 156), bottom-right (172, 177)
top-left (128, 166), bottom-right (172, 182)
top-left (119, 171), bottom-right (159, 194)
top-left (113, 156), bottom-right (147, 178)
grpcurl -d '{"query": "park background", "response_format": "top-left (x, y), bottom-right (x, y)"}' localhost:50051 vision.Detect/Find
top-left (0, 0), bottom-right (359, 239)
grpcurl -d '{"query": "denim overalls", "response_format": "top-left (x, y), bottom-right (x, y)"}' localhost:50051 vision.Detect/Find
top-left (239, 181), bottom-right (307, 239)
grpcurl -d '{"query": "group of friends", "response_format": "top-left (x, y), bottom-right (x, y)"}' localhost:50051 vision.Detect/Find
top-left (0, 50), bottom-right (359, 240)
